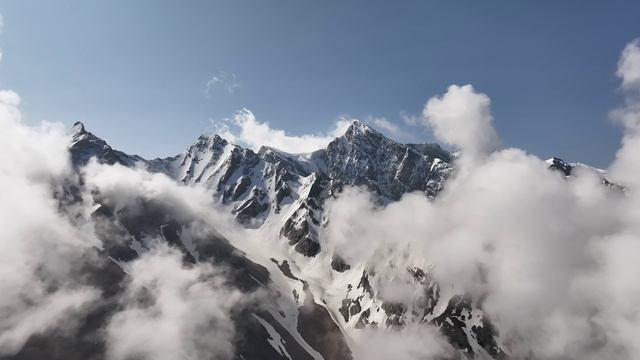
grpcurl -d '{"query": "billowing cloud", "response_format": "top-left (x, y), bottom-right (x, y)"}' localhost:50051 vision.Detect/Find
top-left (0, 90), bottom-right (101, 355)
top-left (0, 86), bottom-right (249, 358)
top-left (422, 84), bottom-right (500, 160)
top-left (105, 243), bottom-right (242, 360)
top-left (213, 109), bottom-right (352, 153)
top-left (83, 160), bottom-right (216, 219)
top-left (610, 39), bottom-right (640, 189)
top-left (79, 157), bottom-right (265, 360)
top-left (616, 39), bottom-right (640, 92)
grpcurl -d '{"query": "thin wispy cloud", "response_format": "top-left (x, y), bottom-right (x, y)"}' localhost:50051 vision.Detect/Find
top-left (366, 116), bottom-right (415, 142)
top-left (400, 111), bottom-right (420, 126)
top-left (205, 71), bottom-right (241, 97)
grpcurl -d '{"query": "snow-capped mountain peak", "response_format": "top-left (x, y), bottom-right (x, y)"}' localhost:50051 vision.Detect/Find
top-left (69, 121), bottom-right (453, 255)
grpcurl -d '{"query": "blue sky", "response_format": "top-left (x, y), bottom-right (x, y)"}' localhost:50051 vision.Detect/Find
top-left (1, 1), bottom-right (639, 167)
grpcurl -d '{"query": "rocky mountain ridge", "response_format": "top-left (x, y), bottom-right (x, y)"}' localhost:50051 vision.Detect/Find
top-left (71, 120), bottom-right (454, 257)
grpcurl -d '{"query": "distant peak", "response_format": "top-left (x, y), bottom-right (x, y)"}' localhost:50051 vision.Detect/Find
top-left (72, 121), bottom-right (86, 135)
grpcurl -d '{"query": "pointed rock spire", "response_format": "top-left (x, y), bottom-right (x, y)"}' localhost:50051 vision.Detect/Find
top-left (72, 121), bottom-right (86, 135)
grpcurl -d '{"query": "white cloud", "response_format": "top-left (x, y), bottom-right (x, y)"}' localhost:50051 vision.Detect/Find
top-left (610, 38), bottom-right (640, 188)
top-left (213, 109), bottom-right (352, 153)
top-left (617, 39), bottom-right (640, 92)
top-left (105, 243), bottom-right (242, 360)
top-left (352, 325), bottom-right (454, 360)
top-left (422, 84), bottom-right (500, 161)
top-left (0, 89), bottom-right (101, 355)
top-left (83, 160), bottom-right (214, 217)
top-left (370, 117), bottom-right (400, 135)
top-left (205, 71), bottom-right (241, 97)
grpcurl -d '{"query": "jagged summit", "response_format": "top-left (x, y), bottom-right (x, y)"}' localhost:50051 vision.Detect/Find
top-left (197, 131), bottom-right (225, 142)
top-left (342, 119), bottom-right (378, 137)
top-left (546, 157), bottom-right (573, 176)
top-left (69, 122), bottom-right (144, 167)
top-left (71, 121), bottom-right (86, 136)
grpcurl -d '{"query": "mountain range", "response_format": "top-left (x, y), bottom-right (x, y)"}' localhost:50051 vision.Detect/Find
top-left (11, 120), bottom-right (590, 360)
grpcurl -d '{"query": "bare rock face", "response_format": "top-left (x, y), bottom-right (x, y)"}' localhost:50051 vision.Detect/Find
top-left (325, 121), bottom-right (451, 200)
